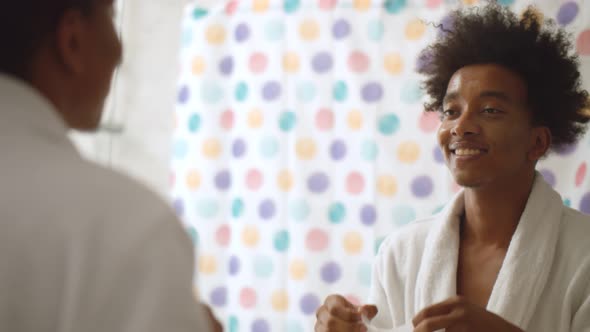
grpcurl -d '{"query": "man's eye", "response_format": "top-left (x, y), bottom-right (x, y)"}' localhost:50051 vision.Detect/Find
top-left (482, 108), bottom-right (502, 114)
top-left (441, 109), bottom-right (457, 117)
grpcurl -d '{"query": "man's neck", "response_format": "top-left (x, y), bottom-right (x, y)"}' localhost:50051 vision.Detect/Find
top-left (461, 170), bottom-right (536, 248)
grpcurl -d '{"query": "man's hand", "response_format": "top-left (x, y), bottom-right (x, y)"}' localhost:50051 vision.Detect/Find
top-left (412, 296), bottom-right (524, 332)
top-left (315, 294), bottom-right (378, 332)
top-left (201, 303), bottom-right (222, 332)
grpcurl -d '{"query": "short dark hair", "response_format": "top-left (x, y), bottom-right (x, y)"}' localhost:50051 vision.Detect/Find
top-left (418, 3), bottom-right (590, 149)
top-left (0, 0), bottom-right (96, 80)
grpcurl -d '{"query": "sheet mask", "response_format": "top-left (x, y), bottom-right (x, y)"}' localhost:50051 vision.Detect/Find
top-left (361, 314), bottom-right (413, 332)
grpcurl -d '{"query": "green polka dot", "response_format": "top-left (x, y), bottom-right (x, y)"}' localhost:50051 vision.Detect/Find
top-left (361, 140), bottom-right (379, 161)
top-left (235, 82), bottom-right (248, 102)
top-left (197, 198), bottom-right (219, 219)
top-left (231, 198), bottom-right (244, 218)
top-left (284, 0), bottom-right (301, 13)
top-left (290, 199), bottom-right (310, 222)
top-left (392, 205), bottom-right (416, 227)
top-left (333, 81), bottom-right (348, 102)
top-left (274, 230), bottom-right (290, 252)
top-left (260, 136), bottom-right (279, 158)
top-left (401, 80), bottom-right (424, 104)
top-left (297, 82), bottom-right (316, 103)
top-left (265, 20), bottom-right (285, 41)
top-left (279, 111), bottom-right (297, 132)
top-left (564, 198), bottom-right (571, 207)
top-left (287, 320), bottom-right (303, 332)
top-left (254, 255), bottom-right (274, 278)
top-left (201, 82), bottom-right (224, 104)
top-left (378, 114), bottom-right (400, 135)
top-left (432, 204), bottom-right (445, 215)
top-left (173, 139), bottom-right (188, 159)
top-left (358, 262), bottom-right (372, 287)
top-left (374, 236), bottom-right (385, 255)
top-left (384, 0), bottom-right (406, 14)
top-left (193, 8), bottom-right (208, 20)
top-left (228, 315), bottom-right (239, 332)
top-left (368, 20), bottom-right (384, 41)
top-left (328, 202), bottom-right (346, 224)
top-left (188, 113), bottom-right (201, 133)
top-left (187, 226), bottom-right (199, 245)
top-left (182, 28), bottom-right (192, 47)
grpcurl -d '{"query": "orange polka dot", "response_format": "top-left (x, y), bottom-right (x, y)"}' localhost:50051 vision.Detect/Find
top-left (205, 24), bottom-right (225, 45)
top-left (186, 170), bottom-right (201, 190)
top-left (202, 138), bottom-right (222, 159)
top-left (347, 110), bottom-right (363, 130)
top-left (384, 53), bottom-right (404, 75)
top-left (405, 19), bottom-right (426, 40)
top-left (271, 290), bottom-right (289, 312)
top-left (397, 141), bottom-right (421, 163)
top-left (289, 259), bottom-right (307, 280)
top-left (248, 109), bottom-right (264, 128)
top-left (300, 19), bottom-right (320, 41)
top-left (343, 232), bottom-right (363, 254)
top-left (296, 138), bottom-right (316, 160)
top-left (377, 175), bottom-right (398, 196)
top-left (277, 170), bottom-right (294, 192)
top-left (353, 0), bottom-right (371, 11)
top-left (253, 0), bottom-right (270, 12)
top-left (283, 52), bottom-right (301, 73)
top-left (192, 56), bottom-right (206, 75)
top-left (242, 225), bottom-right (260, 248)
top-left (199, 255), bottom-right (218, 274)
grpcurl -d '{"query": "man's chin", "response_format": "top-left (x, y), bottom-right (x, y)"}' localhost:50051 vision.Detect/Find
top-left (452, 172), bottom-right (485, 189)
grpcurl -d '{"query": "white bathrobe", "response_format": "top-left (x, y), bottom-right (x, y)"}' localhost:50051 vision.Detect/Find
top-left (368, 174), bottom-right (590, 331)
top-left (0, 75), bottom-right (210, 331)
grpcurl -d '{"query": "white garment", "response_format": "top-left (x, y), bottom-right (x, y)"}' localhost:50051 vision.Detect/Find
top-left (368, 174), bottom-right (590, 332)
top-left (0, 75), bottom-right (210, 332)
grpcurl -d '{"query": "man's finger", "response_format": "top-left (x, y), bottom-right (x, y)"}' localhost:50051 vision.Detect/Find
top-left (317, 305), bottom-right (366, 332)
top-left (414, 308), bottom-right (462, 332)
top-left (412, 296), bottom-right (462, 327)
top-left (325, 295), bottom-right (361, 322)
top-left (360, 305), bottom-right (378, 320)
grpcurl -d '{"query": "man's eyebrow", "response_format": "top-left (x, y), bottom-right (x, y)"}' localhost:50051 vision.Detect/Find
top-left (443, 92), bottom-right (459, 104)
top-left (479, 90), bottom-right (513, 103)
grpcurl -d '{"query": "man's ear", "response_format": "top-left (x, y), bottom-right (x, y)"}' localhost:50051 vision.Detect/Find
top-left (54, 9), bottom-right (87, 75)
top-left (528, 126), bottom-right (551, 161)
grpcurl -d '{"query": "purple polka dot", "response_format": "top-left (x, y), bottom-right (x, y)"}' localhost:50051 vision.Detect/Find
top-left (330, 140), bottom-right (347, 161)
top-left (235, 23), bottom-right (250, 42)
top-left (262, 81), bottom-right (282, 101)
top-left (320, 261), bottom-right (342, 283)
top-left (539, 169), bottom-right (556, 188)
top-left (433, 146), bottom-right (444, 163)
top-left (252, 319), bottom-right (269, 332)
top-left (178, 85), bottom-right (190, 104)
top-left (210, 286), bottom-right (227, 307)
top-left (215, 170), bottom-right (232, 190)
top-left (307, 172), bottom-right (330, 193)
top-left (173, 198), bottom-right (184, 216)
top-left (300, 293), bottom-right (320, 315)
top-left (580, 192), bottom-right (590, 214)
top-left (361, 82), bottom-right (383, 103)
top-left (411, 175), bottom-right (434, 198)
top-left (360, 204), bottom-right (377, 226)
top-left (416, 50), bottom-right (432, 72)
top-left (229, 255), bottom-right (241, 275)
top-left (312, 52), bottom-right (333, 73)
top-left (219, 56), bottom-right (234, 76)
top-left (332, 19), bottom-right (350, 39)
top-left (232, 139), bottom-right (246, 158)
top-left (555, 142), bottom-right (577, 156)
top-left (259, 199), bottom-right (276, 220)
top-left (557, 2), bottom-right (578, 26)
top-left (438, 14), bottom-right (454, 37)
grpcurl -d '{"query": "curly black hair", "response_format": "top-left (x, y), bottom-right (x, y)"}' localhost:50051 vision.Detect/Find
top-left (418, 2), bottom-right (590, 149)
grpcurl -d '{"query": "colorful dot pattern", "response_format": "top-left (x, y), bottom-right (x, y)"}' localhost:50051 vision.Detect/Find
top-left (173, 1), bottom-right (590, 331)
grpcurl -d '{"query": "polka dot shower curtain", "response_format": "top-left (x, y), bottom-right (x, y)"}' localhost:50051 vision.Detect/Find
top-left (171, 0), bottom-right (590, 331)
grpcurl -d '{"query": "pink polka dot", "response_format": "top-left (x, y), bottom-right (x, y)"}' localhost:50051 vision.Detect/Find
top-left (419, 111), bottom-right (440, 133)
top-left (220, 110), bottom-right (234, 130)
top-left (246, 169), bottom-right (263, 191)
top-left (225, 0), bottom-right (238, 15)
top-left (249, 53), bottom-right (268, 73)
top-left (426, 0), bottom-right (442, 8)
top-left (577, 30), bottom-right (590, 55)
top-left (240, 287), bottom-right (257, 309)
top-left (576, 162), bottom-right (587, 187)
top-left (347, 172), bottom-right (365, 195)
top-left (348, 51), bottom-right (370, 73)
top-left (345, 294), bottom-right (361, 306)
top-left (306, 228), bottom-right (329, 252)
top-left (216, 224), bottom-right (231, 247)
top-left (319, 0), bottom-right (338, 10)
top-left (316, 108), bottom-right (334, 131)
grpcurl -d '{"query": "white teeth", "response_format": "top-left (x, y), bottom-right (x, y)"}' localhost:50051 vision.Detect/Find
top-left (454, 148), bottom-right (483, 156)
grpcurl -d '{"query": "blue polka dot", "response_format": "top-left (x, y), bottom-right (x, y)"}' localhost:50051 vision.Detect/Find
top-left (232, 198), bottom-right (244, 218)
top-left (201, 82), bottom-right (224, 104)
top-left (333, 81), bottom-right (348, 102)
top-left (290, 199), bottom-right (310, 222)
top-left (254, 256), bottom-right (274, 278)
top-left (297, 81), bottom-right (316, 103)
top-left (188, 113), bottom-right (201, 133)
top-left (274, 230), bottom-right (290, 252)
top-left (235, 82), bottom-right (248, 102)
top-left (358, 262), bottom-right (372, 287)
top-left (384, 0), bottom-right (406, 14)
top-left (266, 20), bottom-right (285, 41)
top-left (401, 80), bottom-right (424, 104)
top-left (181, 28), bottom-right (193, 48)
top-left (284, 0), bottom-right (301, 13)
top-left (279, 111), bottom-right (297, 132)
top-left (368, 20), bottom-right (384, 41)
top-left (374, 237), bottom-right (385, 255)
top-left (286, 320), bottom-right (303, 332)
top-left (392, 205), bottom-right (416, 227)
top-left (564, 198), bottom-right (571, 207)
top-left (361, 140), bottom-right (379, 161)
top-left (173, 139), bottom-right (188, 159)
top-left (197, 198), bottom-right (219, 219)
top-left (378, 114), bottom-right (401, 135)
top-left (228, 315), bottom-right (239, 332)
top-left (328, 202), bottom-right (346, 224)
top-left (260, 136), bottom-right (279, 158)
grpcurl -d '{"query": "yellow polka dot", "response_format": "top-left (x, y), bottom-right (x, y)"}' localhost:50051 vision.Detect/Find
top-left (296, 138), bottom-right (316, 160)
top-left (277, 170), bottom-right (293, 192)
top-left (205, 24), bottom-right (225, 45)
top-left (377, 175), bottom-right (398, 196)
top-left (405, 19), bottom-right (426, 41)
top-left (299, 19), bottom-right (319, 41)
top-left (186, 170), bottom-right (201, 190)
top-left (202, 138), bottom-right (222, 159)
top-left (192, 56), bottom-right (205, 75)
top-left (271, 290), bottom-right (289, 312)
top-left (343, 232), bottom-right (363, 254)
top-left (199, 255), bottom-right (217, 274)
top-left (242, 225), bottom-right (260, 248)
top-left (283, 52), bottom-right (300, 73)
top-left (397, 141), bottom-right (421, 163)
top-left (462, 0), bottom-right (478, 4)
top-left (347, 110), bottom-right (363, 130)
top-left (289, 259), bottom-right (307, 280)
top-left (353, 0), bottom-right (371, 11)
top-left (253, 0), bottom-right (270, 12)
top-left (384, 53), bottom-right (404, 75)
top-left (248, 109), bottom-right (264, 128)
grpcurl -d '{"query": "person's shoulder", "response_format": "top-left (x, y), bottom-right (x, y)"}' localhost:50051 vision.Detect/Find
top-left (377, 214), bottom-right (439, 261)
top-left (559, 206), bottom-right (590, 255)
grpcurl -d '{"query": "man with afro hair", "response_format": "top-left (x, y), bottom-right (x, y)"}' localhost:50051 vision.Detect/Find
top-left (316, 3), bottom-right (590, 332)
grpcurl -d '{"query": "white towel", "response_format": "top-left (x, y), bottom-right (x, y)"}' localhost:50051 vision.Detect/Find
top-left (414, 173), bottom-right (563, 330)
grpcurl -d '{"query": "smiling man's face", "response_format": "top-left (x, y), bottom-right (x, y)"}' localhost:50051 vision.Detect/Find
top-left (437, 64), bottom-right (546, 188)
